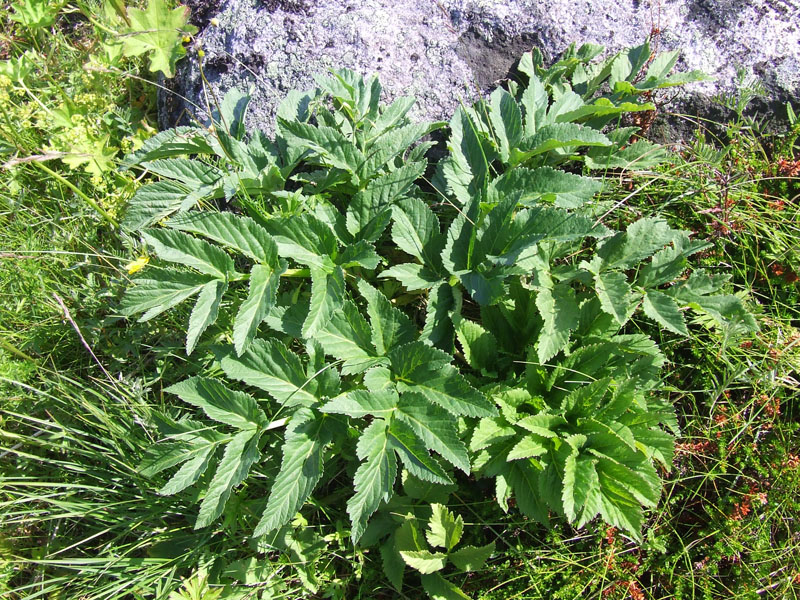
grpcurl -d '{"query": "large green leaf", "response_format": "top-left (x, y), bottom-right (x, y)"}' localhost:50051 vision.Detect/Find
top-left (315, 300), bottom-right (377, 370)
top-left (233, 263), bottom-right (284, 355)
top-left (396, 394), bottom-right (470, 473)
top-left (254, 409), bottom-right (330, 535)
top-left (278, 119), bottom-right (366, 179)
top-left (389, 342), bottom-right (495, 418)
top-left (142, 229), bottom-right (234, 278)
top-left (642, 289), bottom-right (688, 336)
top-left (535, 283), bottom-right (579, 363)
top-left (491, 166), bottom-right (601, 209)
top-left (346, 160), bottom-right (425, 241)
top-left (390, 197), bottom-right (445, 271)
top-left (488, 87), bottom-right (523, 162)
top-left (321, 389), bottom-right (399, 419)
top-left (122, 180), bottom-right (189, 231)
top-left (218, 339), bottom-right (318, 406)
top-left (400, 550), bottom-right (447, 574)
top-left (120, 269), bottom-right (212, 322)
top-left (356, 280), bottom-right (415, 355)
top-left (302, 267), bottom-right (345, 338)
top-left (167, 212), bottom-right (279, 265)
top-left (263, 214), bottom-right (338, 271)
top-left (389, 419), bottom-right (452, 484)
top-left (449, 542), bottom-right (495, 571)
top-left (510, 123), bottom-right (610, 166)
top-left (186, 279), bottom-right (226, 355)
top-left (166, 377), bottom-right (267, 430)
top-left (420, 573), bottom-right (470, 600)
top-left (195, 428), bottom-right (261, 528)
top-left (348, 420), bottom-right (397, 542)
top-left (594, 271), bottom-right (633, 325)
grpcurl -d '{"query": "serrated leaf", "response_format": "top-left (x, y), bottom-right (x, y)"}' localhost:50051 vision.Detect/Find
top-left (492, 166), bottom-right (601, 209)
top-left (642, 289), bottom-right (688, 336)
top-left (389, 342), bottom-right (495, 418)
top-left (389, 420), bottom-right (452, 484)
top-left (263, 214), bottom-right (338, 271)
top-left (159, 447), bottom-right (216, 496)
top-left (363, 121), bottom-right (443, 179)
top-left (489, 87), bottom-right (523, 161)
top-left (315, 300), bottom-right (377, 368)
top-left (254, 408), bottom-right (329, 535)
top-left (399, 550), bottom-right (448, 574)
top-left (454, 318), bottom-right (497, 371)
top-left (218, 339), bottom-right (318, 406)
top-left (346, 161), bottom-right (425, 241)
top-left (381, 536), bottom-right (406, 591)
top-left (520, 73), bottom-right (548, 135)
top-left (634, 428), bottom-right (674, 470)
top-left (594, 271), bottom-right (633, 325)
top-left (233, 263), bottom-right (283, 355)
top-left (195, 428), bottom-right (261, 528)
top-left (420, 573), bottom-right (471, 600)
top-left (122, 181), bottom-right (189, 231)
top-left (426, 503), bottom-right (463, 550)
top-left (121, 127), bottom-right (212, 169)
top-left (142, 229), bottom-right (233, 278)
top-left (186, 279), bottom-right (226, 355)
top-left (397, 393), bottom-right (470, 473)
top-left (506, 461), bottom-right (549, 524)
top-left (167, 212), bottom-right (279, 265)
top-left (447, 106), bottom-right (491, 197)
top-left (391, 197), bottom-right (445, 270)
top-left (507, 436), bottom-right (547, 461)
top-left (302, 266), bottom-right (345, 338)
top-left (536, 283), bottom-right (579, 363)
top-left (598, 218), bottom-right (676, 270)
top-left (516, 414), bottom-right (567, 437)
top-left (166, 376), bottom-right (267, 430)
top-left (278, 119), bottom-right (366, 179)
top-left (139, 442), bottom-right (194, 478)
top-left (470, 418), bottom-right (517, 452)
top-left (120, 269), bottom-right (212, 322)
top-left (142, 158), bottom-right (221, 187)
top-left (380, 263), bottom-right (441, 291)
top-left (449, 542), bottom-right (495, 571)
top-left (348, 420), bottom-right (397, 542)
top-left (357, 280), bottom-right (416, 355)
top-left (321, 389), bottom-right (399, 419)
top-left (337, 240), bottom-right (381, 270)
top-left (422, 282), bottom-right (458, 351)
top-left (511, 123), bottom-right (610, 166)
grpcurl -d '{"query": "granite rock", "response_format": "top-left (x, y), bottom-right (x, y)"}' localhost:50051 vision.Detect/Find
top-left (160, 0), bottom-right (800, 139)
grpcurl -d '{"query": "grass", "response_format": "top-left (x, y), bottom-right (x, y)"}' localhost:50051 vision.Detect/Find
top-left (1, 3), bottom-right (799, 599)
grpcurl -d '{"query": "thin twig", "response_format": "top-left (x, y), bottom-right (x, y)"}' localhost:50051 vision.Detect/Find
top-left (52, 293), bottom-right (118, 388)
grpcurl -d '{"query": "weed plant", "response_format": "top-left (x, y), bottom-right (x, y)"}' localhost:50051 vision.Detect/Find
top-left (1, 4), bottom-right (799, 600)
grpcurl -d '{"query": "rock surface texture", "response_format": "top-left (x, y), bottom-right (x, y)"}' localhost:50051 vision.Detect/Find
top-left (161, 0), bottom-right (800, 137)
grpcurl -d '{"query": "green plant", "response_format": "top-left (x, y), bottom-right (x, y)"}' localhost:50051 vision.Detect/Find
top-left (119, 42), bottom-right (755, 576)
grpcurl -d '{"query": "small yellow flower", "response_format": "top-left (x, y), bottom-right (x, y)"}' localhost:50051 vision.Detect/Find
top-left (210, 17), bottom-right (219, 26)
top-left (197, 49), bottom-right (205, 58)
top-left (182, 35), bottom-right (191, 43)
top-left (125, 256), bottom-right (149, 275)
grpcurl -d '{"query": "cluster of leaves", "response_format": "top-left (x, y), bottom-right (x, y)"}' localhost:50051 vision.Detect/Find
top-left (120, 43), bottom-right (755, 596)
